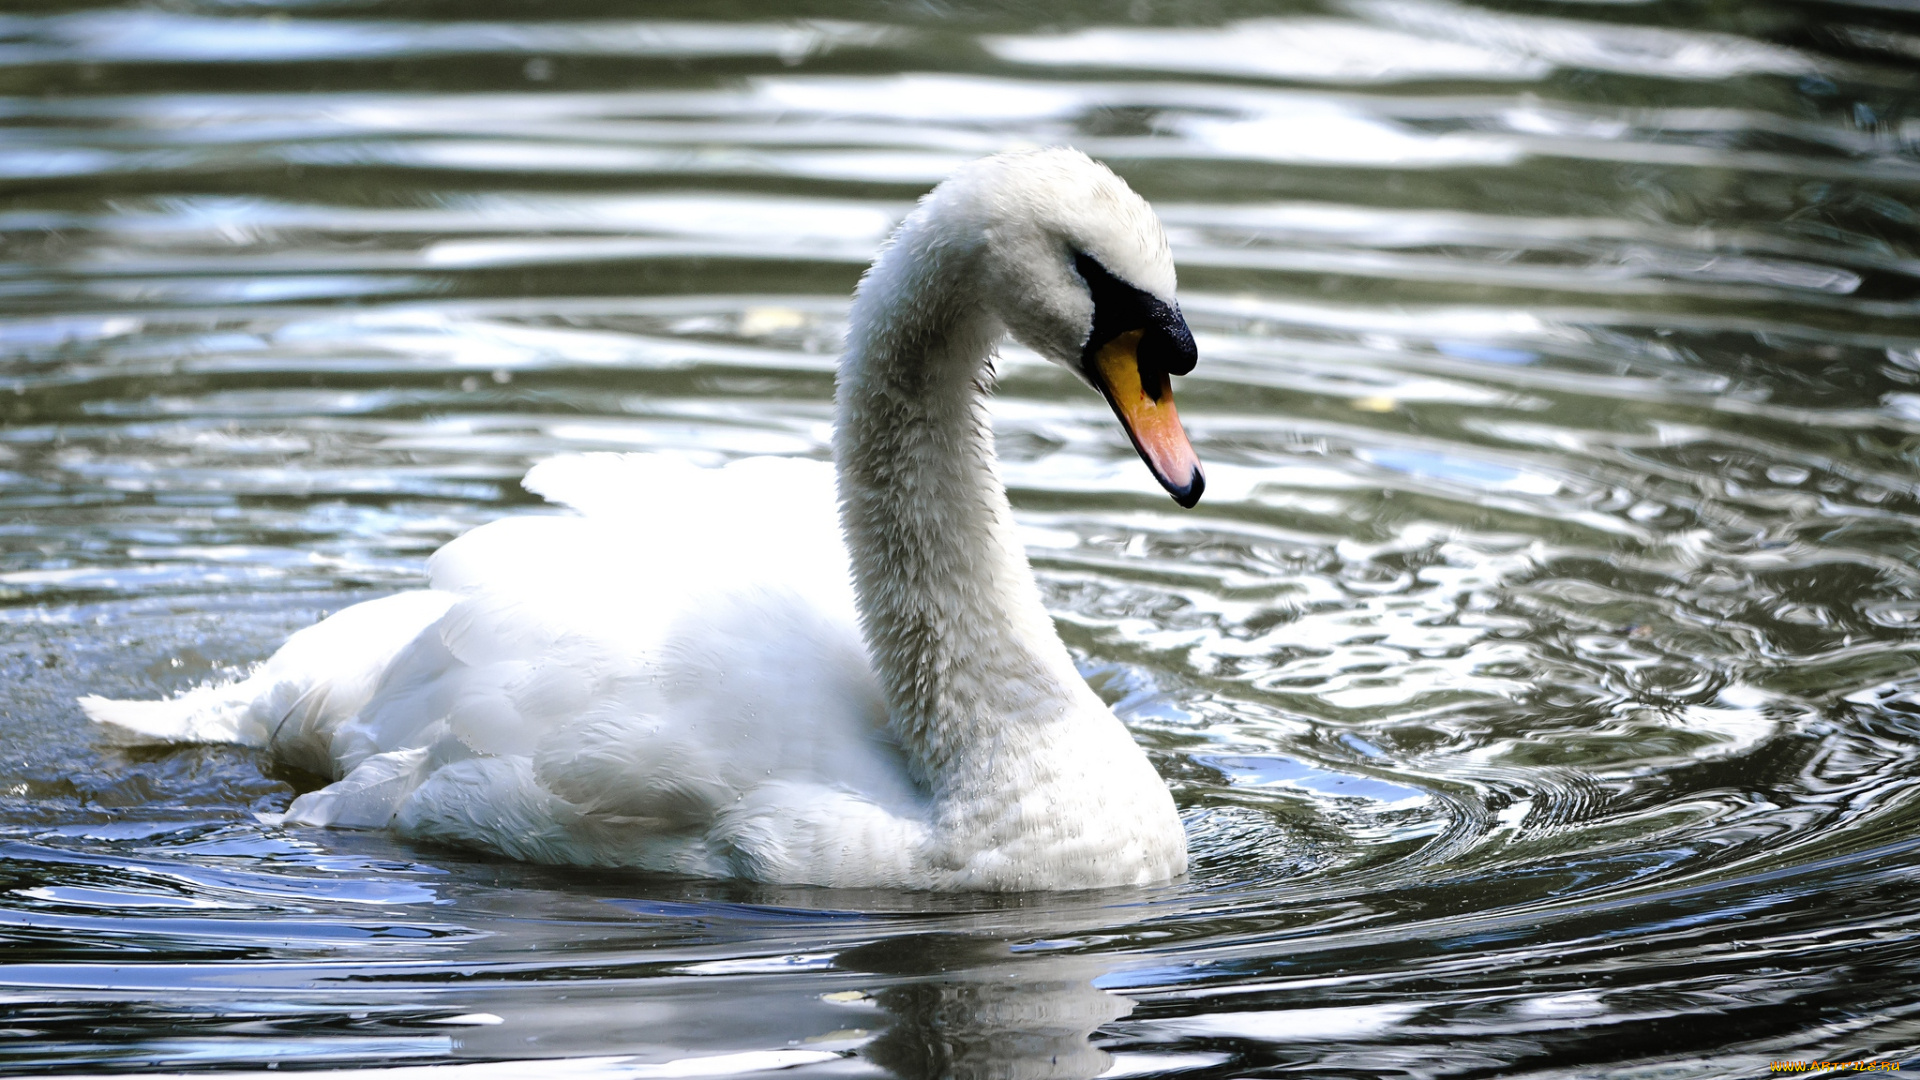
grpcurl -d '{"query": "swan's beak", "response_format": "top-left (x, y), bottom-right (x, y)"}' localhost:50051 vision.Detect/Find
top-left (1090, 329), bottom-right (1205, 508)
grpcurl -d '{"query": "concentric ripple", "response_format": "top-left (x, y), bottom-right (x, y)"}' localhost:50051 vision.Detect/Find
top-left (3, 0), bottom-right (1919, 1076)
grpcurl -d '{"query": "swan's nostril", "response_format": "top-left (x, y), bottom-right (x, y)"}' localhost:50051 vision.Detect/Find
top-left (1140, 365), bottom-right (1170, 404)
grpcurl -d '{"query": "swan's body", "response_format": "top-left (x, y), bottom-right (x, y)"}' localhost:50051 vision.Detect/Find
top-left (82, 149), bottom-right (1203, 891)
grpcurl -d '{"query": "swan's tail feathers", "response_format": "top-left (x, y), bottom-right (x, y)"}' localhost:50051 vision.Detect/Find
top-left (79, 680), bottom-right (261, 747)
top-left (80, 590), bottom-right (460, 767)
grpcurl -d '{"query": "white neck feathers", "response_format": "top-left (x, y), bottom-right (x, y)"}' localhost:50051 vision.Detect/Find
top-left (833, 187), bottom-right (1096, 793)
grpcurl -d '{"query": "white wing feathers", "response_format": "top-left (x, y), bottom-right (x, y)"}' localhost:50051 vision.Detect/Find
top-left (84, 454), bottom-right (934, 883)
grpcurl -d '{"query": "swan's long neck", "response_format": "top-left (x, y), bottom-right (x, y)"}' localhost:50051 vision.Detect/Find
top-left (834, 205), bottom-right (1095, 798)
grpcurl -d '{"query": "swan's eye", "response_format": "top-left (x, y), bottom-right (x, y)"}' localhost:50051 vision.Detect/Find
top-left (1072, 252), bottom-right (1196, 380)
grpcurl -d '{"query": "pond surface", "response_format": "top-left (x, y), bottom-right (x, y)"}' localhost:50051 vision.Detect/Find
top-left (4, 0), bottom-right (1920, 1076)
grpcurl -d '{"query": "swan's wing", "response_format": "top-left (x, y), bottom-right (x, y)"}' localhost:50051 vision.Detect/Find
top-left (417, 454), bottom-right (863, 744)
top-left (432, 452), bottom-right (850, 623)
top-left (325, 454), bottom-right (919, 875)
top-left (97, 451), bottom-right (924, 880)
top-left (517, 452), bottom-right (840, 537)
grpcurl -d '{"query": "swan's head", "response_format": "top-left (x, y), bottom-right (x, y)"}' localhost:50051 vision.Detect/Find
top-left (960, 149), bottom-right (1205, 508)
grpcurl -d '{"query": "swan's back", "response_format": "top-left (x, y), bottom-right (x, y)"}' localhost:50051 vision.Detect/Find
top-left (89, 454), bottom-right (931, 882)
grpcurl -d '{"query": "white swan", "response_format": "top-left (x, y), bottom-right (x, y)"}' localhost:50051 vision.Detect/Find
top-left (81, 148), bottom-right (1205, 891)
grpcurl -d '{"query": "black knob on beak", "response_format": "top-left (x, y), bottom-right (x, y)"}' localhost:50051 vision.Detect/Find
top-left (1139, 311), bottom-right (1196, 376)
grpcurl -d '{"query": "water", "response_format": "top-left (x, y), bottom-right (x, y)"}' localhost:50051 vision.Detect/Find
top-left (3, 0), bottom-right (1920, 1075)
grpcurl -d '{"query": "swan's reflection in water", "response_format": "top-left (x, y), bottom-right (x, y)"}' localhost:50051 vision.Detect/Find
top-left (845, 936), bottom-right (1131, 1080)
top-left (431, 949), bottom-right (1132, 1080)
top-left (402, 880), bottom-right (1141, 1080)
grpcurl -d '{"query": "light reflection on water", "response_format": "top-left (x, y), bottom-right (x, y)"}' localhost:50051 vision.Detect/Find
top-left (3, 0), bottom-right (1920, 1076)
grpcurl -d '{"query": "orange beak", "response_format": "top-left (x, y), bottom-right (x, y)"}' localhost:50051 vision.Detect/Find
top-left (1090, 329), bottom-right (1205, 508)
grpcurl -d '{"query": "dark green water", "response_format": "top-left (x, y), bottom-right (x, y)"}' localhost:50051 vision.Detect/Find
top-left (3, 1), bottom-right (1920, 1076)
